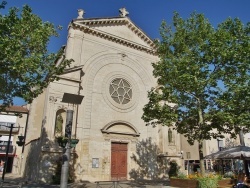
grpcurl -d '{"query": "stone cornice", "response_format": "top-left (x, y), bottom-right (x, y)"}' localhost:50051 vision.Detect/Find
top-left (71, 17), bottom-right (157, 55)
top-left (63, 65), bottom-right (84, 74)
top-left (58, 65), bottom-right (84, 83)
top-left (57, 75), bottom-right (82, 83)
top-left (101, 120), bottom-right (140, 137)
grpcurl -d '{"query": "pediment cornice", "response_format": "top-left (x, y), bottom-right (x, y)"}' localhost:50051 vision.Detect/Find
top-left (71, 17), bottom-right (157, 55)
top-left (101, 120), bottom-right (140, 137)
top-left (58, 65), bottom-right (84, 83)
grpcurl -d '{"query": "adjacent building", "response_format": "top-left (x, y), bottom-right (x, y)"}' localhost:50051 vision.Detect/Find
top-left (0, 106), bottom-right (28, 175)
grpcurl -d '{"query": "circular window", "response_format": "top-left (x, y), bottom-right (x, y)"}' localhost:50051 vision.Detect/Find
top-left (103, 72), bottom-right (139, 112)
top-left (109, 78), bottom-right (132, 104)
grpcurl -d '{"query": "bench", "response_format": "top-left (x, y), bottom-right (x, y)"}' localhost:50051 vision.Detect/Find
top-left (95, 181), bottom-right (133, 188)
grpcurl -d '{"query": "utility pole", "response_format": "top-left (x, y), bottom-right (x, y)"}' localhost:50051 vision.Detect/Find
top-left (2, 124), bottom-right (13, 182)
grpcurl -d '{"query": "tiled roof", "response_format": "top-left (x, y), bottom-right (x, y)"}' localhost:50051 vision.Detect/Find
top-left (1, 105), bottom-right (29, 114)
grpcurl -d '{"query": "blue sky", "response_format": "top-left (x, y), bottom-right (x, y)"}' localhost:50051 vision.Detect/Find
top-left (2, 0), bottom-right (250, 105)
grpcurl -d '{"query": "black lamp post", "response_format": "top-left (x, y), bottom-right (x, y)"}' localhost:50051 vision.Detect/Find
top-left (1, 124), bottom-right (25, 183)
top-left (60, 93), bottom-right (83, 188)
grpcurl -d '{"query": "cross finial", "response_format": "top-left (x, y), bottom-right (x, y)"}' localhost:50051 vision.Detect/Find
top-left (77, 9), bottom-right (85, 19)
top-left (119, 8), bottom-right (129, 17)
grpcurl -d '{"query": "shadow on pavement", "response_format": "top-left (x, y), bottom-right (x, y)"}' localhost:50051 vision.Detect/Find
top-left (2, 174), bottom-right (171, 188)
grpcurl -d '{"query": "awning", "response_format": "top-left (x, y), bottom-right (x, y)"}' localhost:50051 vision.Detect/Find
top-left (205, 145), bottom-right (250, 159)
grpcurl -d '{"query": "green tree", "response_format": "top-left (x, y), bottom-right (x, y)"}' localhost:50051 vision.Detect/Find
top-left (209, 18), bottom-right (250, 139)
top-left (168, 160), bottom-right (180, 178)
top-left (0, 4), bottom-right (72, 106)
top-left (142, 12), bottom-right (250, 175)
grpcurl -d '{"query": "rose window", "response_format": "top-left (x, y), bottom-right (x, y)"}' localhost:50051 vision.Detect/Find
top-left (109, 78), bottom-right (132, 104)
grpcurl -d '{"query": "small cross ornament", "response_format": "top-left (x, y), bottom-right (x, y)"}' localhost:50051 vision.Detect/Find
top-left (119, 8), bottom-right (129, 17)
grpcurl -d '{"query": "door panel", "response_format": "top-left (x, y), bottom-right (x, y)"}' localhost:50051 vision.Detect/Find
top-left (111, 143), bottom-right (127, 180)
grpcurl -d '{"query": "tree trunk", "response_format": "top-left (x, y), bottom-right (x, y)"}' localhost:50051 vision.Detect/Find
top-left (239, 129), bottom-right (249, 177)
top-left (198, 142), bottom-right (205, 176)
top-left (239, 129), bottom-right (245, 146)
top-left (197, 104), bottom-right (205, 175)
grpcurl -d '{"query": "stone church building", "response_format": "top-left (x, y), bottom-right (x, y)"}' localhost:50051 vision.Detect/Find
top-left (13, 8), bottom-right (249, 183)
top-left (18, 8), bottom-right (185, 183)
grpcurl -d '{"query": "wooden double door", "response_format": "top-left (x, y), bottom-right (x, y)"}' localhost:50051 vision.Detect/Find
top-left (111, 143), bottom-right (127, 180)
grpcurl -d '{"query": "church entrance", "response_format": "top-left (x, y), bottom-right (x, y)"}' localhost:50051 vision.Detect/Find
top-left (111, 142), bottom-right (127, 180)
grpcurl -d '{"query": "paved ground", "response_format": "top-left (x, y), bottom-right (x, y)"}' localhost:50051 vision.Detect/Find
top-left (1, 174), bottom-right (175, 188)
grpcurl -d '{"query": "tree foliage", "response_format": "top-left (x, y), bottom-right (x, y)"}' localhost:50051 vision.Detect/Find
top-left (0, 4), bottom-right (72, 106)
top-left (142, 12), bottom-right (250, 174)
top-left (208, 17), bottom-right (250, 137)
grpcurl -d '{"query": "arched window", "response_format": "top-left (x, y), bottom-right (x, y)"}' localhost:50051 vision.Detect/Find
top-left (168, 128), bottom-right (173, 143)
top-left (54, 109), bottom-right (66, 137)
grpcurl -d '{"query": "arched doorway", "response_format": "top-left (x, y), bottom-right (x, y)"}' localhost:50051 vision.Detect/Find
top-left (101, 121), bottom-right (140, 180)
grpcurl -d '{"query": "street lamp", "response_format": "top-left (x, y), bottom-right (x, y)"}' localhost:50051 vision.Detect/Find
top-left (60, 93), bottom-right (83, 188)
top-left (0, 124), bottom-right (25, 184)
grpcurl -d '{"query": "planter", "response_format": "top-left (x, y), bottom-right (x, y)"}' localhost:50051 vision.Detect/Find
top-left (70, 139), bottom-right (79, 148)
top-left (56, 137), bottom-right (68, 148)
top-left (56, 137), bottom-right (79, 148)
top-left (170, 178), bottom-right (198, 188)
top-left (170, 178), bottom-right (235, 188)
top-left (218, 179), bottom-right (235, 187)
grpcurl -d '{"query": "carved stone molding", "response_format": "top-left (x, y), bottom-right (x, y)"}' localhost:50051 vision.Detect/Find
top-left (119, 8), bottom-right (129, 17)
top-left (57, 105), bottom-right (67, 111)
top-left (71, 18), bottom-right (157, 55)
top-left (77, 9), bottom-right (85, 19)
top-left (49, 96), bottom-right (57, 103)
top-left (120, 53), bottom-right (127, 61)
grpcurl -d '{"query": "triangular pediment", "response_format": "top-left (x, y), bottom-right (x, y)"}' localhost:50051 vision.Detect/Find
top-left (72, 17), bottom-right (156, 54)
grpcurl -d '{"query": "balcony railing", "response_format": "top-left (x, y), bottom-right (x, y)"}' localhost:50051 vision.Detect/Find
top-left (0, 122), bottom-right (19, 133)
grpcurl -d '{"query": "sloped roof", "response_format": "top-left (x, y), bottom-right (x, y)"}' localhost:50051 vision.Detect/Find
top-left (0, 105), bottom-right (29, 114)
top-left (71, 16), bottom-right (157, 55)
top-left (205, 145), bottom-right (250, 159)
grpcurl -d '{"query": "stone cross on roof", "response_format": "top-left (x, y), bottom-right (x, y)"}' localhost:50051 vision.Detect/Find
top-left (77, 9), bottom-right (85, 19)
top-left (119, 8), bottom-right (129, 17)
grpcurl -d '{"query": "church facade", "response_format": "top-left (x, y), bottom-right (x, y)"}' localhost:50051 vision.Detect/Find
top-left (20, 8), bottom-right (183, 183)
top-left (14, 8), bottom-right (249, 183)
